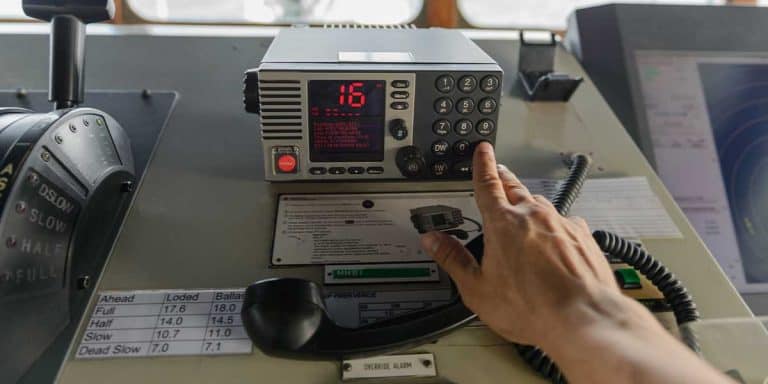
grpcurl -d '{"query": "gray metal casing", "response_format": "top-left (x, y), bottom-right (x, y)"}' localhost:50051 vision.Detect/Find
top-left (254, 28), bottom-right (503, 180)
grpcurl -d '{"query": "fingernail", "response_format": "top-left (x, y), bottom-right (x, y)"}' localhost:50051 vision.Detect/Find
top-left (476, 141), bottom-right (493, 153)
top-left (420, 232), bottom-right (441, 254)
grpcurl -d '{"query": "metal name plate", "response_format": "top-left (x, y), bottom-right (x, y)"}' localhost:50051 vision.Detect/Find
top-left (342, 353), bottom-right (437, 380)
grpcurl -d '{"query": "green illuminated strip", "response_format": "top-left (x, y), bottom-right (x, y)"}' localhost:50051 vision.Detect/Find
top-left (332, 268), bottom-right (431, 279)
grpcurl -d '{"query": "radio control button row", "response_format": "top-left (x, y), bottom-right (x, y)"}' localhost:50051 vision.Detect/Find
top-left (309, 167), bottom-right (327, 175)
top-left (389, 119), bottom-right (409, 140)
top-left (456, 98), bottom-right (475, 115)
top-left (366, 167), bottom-right (384, 175)
top-left (391, 80), bottom-right (410, 88)
top-left (453, 140), bottom-right (471, 156)
top-left (431, 140), bottom-right (450, 156)
top-left (434, 98), bottom-right (453, 115)
top-left (476, 119), bottom-right (496, 136)
top-left (481, 75), bottom-right (500, 93)
top-left (458, 75), bottom-right (477, 93)
top-left (431, 161), bottom-right (450, 177)
top-left (390, 102), bottom-right (409, 110)
top-left (328, 167), bottom-right (346, 175)
top-left (391, 91), bottom-right (409, 99)
top-left (454, 119), bottom-right (473, 136)
top-left (433, 120), bottom-right (451, 136)
top-left (435, 75), bottom-right (455, 93)
top-left (348, 167), bottom-right (365, 175)
top-left (479, 97), bottom-right (498, 114)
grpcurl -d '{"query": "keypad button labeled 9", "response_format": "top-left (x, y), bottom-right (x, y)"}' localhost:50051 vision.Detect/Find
top-left (476, 119), bottom-right (496, 136)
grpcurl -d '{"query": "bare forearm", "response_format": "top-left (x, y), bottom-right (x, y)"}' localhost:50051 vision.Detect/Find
top-left (540, 290), bottom-right (733, 384)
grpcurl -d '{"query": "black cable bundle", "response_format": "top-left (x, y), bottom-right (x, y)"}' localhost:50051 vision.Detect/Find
top-left (514, 154), bottom-right (700, 384)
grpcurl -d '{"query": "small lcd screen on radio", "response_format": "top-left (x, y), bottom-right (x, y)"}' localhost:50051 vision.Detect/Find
top-left (308, 80), bottom-right (385, 162)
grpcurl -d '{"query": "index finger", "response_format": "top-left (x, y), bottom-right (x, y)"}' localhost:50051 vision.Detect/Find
top-left (472, 142), bottom-right (510, 215)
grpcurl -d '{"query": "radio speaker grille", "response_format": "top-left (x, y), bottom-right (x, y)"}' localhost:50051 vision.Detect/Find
top-left (258, 79), bottom-right (303, 140)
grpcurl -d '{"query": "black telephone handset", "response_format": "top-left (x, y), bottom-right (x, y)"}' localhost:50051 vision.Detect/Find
top-left (241, 155), bottom-right (699, 383)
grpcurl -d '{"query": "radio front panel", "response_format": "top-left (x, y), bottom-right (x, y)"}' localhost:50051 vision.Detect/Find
top-left (255, 68), bottom-right (502, 181)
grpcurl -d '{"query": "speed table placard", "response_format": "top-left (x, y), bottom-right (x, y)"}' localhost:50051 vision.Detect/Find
top-left (76, 289), bottom-right (252, 359)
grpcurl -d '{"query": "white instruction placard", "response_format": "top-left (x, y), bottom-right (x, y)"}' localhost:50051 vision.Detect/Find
top-left (75, 289), bottom-right (252, 359)
top-left (273, 178), bottom-right (680, 265)
top-left (273, 192), bottom-right (482, 265)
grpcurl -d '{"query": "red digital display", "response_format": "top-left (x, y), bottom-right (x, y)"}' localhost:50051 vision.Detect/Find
top-left (308, 80), bottom-right (385, 162)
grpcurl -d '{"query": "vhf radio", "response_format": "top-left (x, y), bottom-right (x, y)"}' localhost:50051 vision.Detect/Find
top-left (244, 27), bottom-right (503, 180)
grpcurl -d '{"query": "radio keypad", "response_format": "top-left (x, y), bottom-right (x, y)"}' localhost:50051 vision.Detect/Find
top-left (476, 119), bottom-right (495, 136)
top-left (434, 98), bottom-right (453, 114)
top-left (431, 161), bottom-right (450, 177)
top-left (458, 76), bottom-right (477, 93)
top-left (431, 140), bottom-right (450, 156)
top-left (481, 75), bottom-right (500, 92)
top-left (456, 98), bottom-right (475, 115)
top-left (426, 72), bottom-right (501, 178)
top-left (433, 120), bottom-right (451, 136)
top-left (435, 75), bottom-right (455, 93)
top-left (454, 119), bottom-right (473, 136)
top-left (478, 98), bottom-right (497, 114)
top-left (453, 140), bottom-right (471, 156)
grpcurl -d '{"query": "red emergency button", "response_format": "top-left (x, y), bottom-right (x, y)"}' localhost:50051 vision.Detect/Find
top-left (277, 154), bottom-right (297, 173)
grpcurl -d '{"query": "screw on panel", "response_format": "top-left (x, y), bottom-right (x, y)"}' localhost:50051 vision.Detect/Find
top-left (6, 236), bottom-right (17, 248)
top-left (41, 151), bottom-right (51, 162)
top-left (69, 123), bottom-right (77, 133)
top-left (421, 359), bottom-right (432, 368)
top-left (141, 89), bottom-right (152, 98)
top-left (15, 88), bottom-right (27, 99)
top-left (77, 275), bottom-right (91, 290)
top-left (121, 181), bottom-right (134, 193)
top-left (15, 201), bottom-right (26, 214)
top-left (342, 362), bottom-right (352, 372)
top-left (55, 135), bottom-right (63, 144)
top-left (27, 172), bottom-right (40, 186)
top-left (82, 118), bottom-right (89, 127)
top-left (96, 118), bottom-right (104, 126)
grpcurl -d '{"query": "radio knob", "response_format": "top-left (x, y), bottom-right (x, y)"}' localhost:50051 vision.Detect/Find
top-left (243, 70), bottom-right (260, 115)
top-left (389, 119), bottom-right (409, 140)
top-left (396, 146), bottom-right (426, 178)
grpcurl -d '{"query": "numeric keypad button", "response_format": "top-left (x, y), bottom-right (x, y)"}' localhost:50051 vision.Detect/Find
top-left (432, 161), bottom-right (450, 177)
top-left (433, 120), bottom-right (451, 136)
top-left (454, 119), bottom-right (473, 136)
top-left (456, 98), bottom-right (475, 115)
top-left (481, 75), bottom-right (500, 92)
top-left (453, 140), bottom-right (471, 156)
top-left (458, 75), bottom-right (477, 93)
top-left (435, 75), bottom-right (455, 93)
top-left (478, 98), bottom-right (497, 114)
top-left (434, 98), bottom-right (453, 115)
top-left (431, 140), bottom-right (450, 156)
top-left (476, 119), bottom-right (496, 136)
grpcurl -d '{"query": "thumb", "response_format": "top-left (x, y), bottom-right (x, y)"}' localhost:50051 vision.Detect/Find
top-left (420, 231), bottom-right (480, 289)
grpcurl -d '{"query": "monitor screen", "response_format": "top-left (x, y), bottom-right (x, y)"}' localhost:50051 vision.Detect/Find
top-left (635, 51), bottom-right (768, 292)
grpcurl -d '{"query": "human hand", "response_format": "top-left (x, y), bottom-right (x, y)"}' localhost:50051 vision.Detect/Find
top-left (419, 142), bottom-right (648, 347)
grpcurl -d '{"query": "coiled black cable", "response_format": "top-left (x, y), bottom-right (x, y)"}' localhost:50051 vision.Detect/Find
top-left (514, 153), bottom-right (700, 384)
